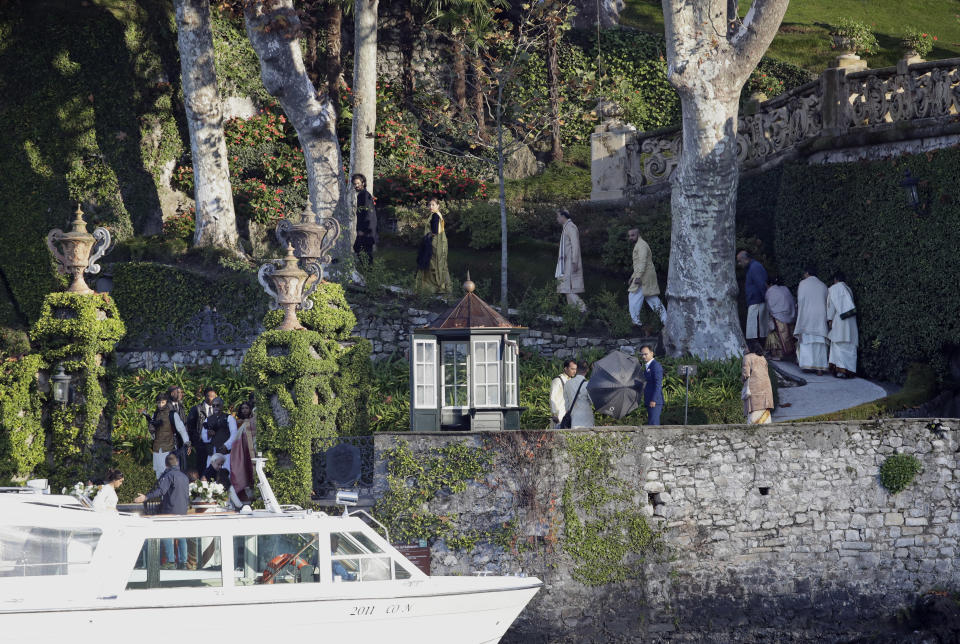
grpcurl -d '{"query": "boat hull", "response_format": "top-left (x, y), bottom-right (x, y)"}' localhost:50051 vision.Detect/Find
top-left (1, 582), bottom-right (539, 644)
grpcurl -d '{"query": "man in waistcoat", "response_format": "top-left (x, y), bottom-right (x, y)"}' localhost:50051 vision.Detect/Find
top-left (186, 386), bottom-right (218, 474)
top-left (201, 397), bottom-right (238, 472)
top-left (148, 393), bottom-right (191, 480)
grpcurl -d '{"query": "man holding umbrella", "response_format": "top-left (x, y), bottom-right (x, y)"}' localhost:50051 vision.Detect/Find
top-left (639, 345), bottom-right (664, 425)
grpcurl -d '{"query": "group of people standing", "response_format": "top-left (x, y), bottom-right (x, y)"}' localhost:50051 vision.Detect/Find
top-left (738, 250), bottom-right (859, 378)
top-left (548, 345), bottom-right (665, 429)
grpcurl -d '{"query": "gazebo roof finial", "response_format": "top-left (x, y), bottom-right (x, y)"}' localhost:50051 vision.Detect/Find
top-left (463, 270), bottom-right (475, 294)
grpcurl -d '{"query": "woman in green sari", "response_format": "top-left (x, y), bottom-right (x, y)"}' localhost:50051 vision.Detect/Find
top-left (415, 197), bottom-right (452, 294)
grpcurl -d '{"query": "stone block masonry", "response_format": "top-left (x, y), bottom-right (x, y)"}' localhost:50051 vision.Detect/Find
top-left (373, 419), bottom-right (960, 642)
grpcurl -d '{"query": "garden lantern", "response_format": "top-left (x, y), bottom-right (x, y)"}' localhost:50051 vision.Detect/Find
top-left (899, 169), bottom-right (926, 214)
top-left (51, 365), bottom-right (72, 404)
top-left (410, 275), bottom-right (525, 431)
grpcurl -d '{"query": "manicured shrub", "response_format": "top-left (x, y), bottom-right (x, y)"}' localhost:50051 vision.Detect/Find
top-left (879, 453), bottom-right (922, 494)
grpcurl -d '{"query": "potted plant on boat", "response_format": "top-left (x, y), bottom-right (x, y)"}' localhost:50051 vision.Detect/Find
top-left (189, 479), bottom-right (227, 512)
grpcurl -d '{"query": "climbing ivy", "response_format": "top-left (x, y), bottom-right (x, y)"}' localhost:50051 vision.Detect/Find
top-left (375, 439), bottom-right (503, 550)
top-left (562, 434), bottom-right (662, 586)
top-left (0, 353), bottom-right (46, 484)
top-left (29, 292), bottom-right (126, 487)
top-left (242, 282), bottom-right (371, 506)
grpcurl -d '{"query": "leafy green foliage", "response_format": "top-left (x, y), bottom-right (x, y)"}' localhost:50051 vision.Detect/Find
top-left (110, 262), bottom-right (268, 346)
top-left (879, 453), bottom-right (922, 494)
top-left (30, 293), bottom-right (126, 487)
top-left (0, 353), bottom-right (46, 484)
top-left (830, 18), bottom-right (880, 56)
top-left (375, 439), bottom-right (496, 548)
top-left (590, 290), bottom-right (634, 339)
top-left (902, 28), bottom-right (938, 58)
top-left (562, 434), bottom-right (662, 585)
top-left (772, 150), bottom-right (960, 383)
top-left (0, 0), bottom-right (182, 323)
top-left (110, 449), bottom-right (158, 504)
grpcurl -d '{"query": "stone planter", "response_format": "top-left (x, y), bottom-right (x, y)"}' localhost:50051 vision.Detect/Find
top-left (831, 34), bottom-right (867, 71)
top-left (902, 47), bottom-right (924, 65)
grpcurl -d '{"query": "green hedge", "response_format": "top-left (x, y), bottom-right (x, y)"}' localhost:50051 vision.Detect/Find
top-left (772, 152), bottom-right (960, 383)
top-left (0, 1), bottom-right (182, 324)
top-left (111, 262), bottom-right (269, 346)
top-left (0, 353), bottom-right (46, 484)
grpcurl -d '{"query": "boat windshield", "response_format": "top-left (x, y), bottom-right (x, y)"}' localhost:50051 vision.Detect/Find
top-left (0, 525), bottom-right (101, 577)
top-left (331, 531), bottom-right (411, 582)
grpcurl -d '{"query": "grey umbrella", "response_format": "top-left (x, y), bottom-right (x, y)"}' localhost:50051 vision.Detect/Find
top-left (586, 350), bottom-right (645, 419)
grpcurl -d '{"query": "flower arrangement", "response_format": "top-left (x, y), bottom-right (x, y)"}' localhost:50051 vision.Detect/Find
top-left (189, 480), bottom-right (227, 505)
top-left (746, 69), bottom-right (785, 99)
top-left (830, 18), bottom-right (879, 56)
top-left (63, 481), bottom-right (98, 499)
top-left (902, 28), bottom-right (937, 58)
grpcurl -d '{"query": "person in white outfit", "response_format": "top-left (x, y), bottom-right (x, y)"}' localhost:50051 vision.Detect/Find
top-left (794, 264), bottom-right (830, 375)
top-left (627, 229), bottom-right (666, 326)
top-left (550, 359), bottom-right (577, 428)
top-left (92, 469), bottom-right (124, 512)
top-left (563, 361), bottom-right (595, 428)
top-left (827, 271), bottom-right (858, 378)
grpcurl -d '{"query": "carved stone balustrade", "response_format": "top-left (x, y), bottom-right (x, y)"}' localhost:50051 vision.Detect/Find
top-left (592, 57), bottom-right (960, 201)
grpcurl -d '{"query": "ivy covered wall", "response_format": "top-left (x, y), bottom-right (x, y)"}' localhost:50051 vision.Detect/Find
top-left (242, 282), bottom-right (372, 505)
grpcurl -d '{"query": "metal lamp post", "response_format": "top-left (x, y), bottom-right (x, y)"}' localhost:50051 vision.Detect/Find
top-left (257, 244), bottom-right (322, 331)
top-left (677, 364), bottom-right (697, 425)
top-left (46, 203), bottom-right (111, 294)
top-left (899, 169), bottom-right (928, 215)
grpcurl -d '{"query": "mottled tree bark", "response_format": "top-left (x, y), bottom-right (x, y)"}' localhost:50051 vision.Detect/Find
top-left (348, 0), bottom-right (378, 248)
top-left (175, 0), bottom-right (240, 251)
top-left (452, 40), bottom-right (468, 117)
top-left (545, 13), bottom-right (563, 163)
top-left (400, 2), bottom-right (416, 104)
top-left (243, 0), bottom-right (344, 231)
top-left (471, 55), bottom-right (487, 142)
top-left (322, 1), bottom-right (344, 116)
top-left (660, 0), bottom-right (788, 359)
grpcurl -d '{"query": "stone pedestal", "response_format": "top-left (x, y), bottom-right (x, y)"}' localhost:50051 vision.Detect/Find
top-left (590, 120), bottom-right (636, 202)
top-left (833, 52), bottom-right (868, 72)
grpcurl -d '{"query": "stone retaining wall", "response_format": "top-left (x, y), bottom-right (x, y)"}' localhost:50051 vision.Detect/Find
top-left (373, 419), bottom-right (960, 642)
top-left (116, 303), bottom-right (655, 368)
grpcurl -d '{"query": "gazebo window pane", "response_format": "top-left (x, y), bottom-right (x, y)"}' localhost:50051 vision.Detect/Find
top-left (505, 342), bottom-right (517, 406)
top-left (413, 339), bottom-right (436, 408)
top-left (472, 339), bottom-right (500, 407)
top-left (442, 342), bottom-right (468, 407)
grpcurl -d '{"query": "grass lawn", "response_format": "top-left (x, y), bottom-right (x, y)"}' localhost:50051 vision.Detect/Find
top-left (621, 0), bottom-right (960, 72)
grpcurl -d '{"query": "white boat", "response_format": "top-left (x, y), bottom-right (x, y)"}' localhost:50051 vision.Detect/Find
top-left (0, 463), bottom-right (541, 643)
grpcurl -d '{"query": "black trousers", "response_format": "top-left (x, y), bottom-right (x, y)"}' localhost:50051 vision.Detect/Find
top-left (353, 235), bottom-right (374, 265)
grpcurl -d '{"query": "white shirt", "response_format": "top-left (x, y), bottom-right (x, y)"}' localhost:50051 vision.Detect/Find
top-left (92, 484), bottom-right (118, 512)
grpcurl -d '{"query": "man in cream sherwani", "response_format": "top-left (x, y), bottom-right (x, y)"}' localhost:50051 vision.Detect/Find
top-left (627, 229), bottom-right (666, 326)
top-left (794, 264), bottom-right (829, 375)
top-left (827, 271), bottom-right (858, 378)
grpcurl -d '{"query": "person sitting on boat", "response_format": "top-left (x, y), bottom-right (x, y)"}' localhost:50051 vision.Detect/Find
top-left (91, 468), bottom-right (124, 512)
top-left (330, 534), bottom-right (357, 582)
top-left (134, 453), bottom-right (190, 568)
top-left (202, 454), bottom-right (231, 488)
top-left (201, 397), bottom-right (238, 473)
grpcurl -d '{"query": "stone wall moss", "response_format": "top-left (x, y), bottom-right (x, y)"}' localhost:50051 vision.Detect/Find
top-left (0, 353), bottom-right (46, 484)
top-left (242, 282), bottom-right (372, 505)
top-left (0, 0), bottom-right (183, 324)
top-left (30, 292), bottom-right (125, 486)
top-left (562, 433), bottom-right (662, 586)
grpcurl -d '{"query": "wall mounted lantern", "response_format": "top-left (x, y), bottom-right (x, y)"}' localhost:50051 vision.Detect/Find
top-left (51, 365), bottom-right (72, 404)
top-left (899, 169), bottom-right (929, 215)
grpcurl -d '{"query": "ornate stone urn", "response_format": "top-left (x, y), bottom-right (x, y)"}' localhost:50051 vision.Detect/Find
top-left (275, 208), bottom-right (341, 281)
top-left (258, 244), bottom-right (322, 331)
top-left (46, 204), bottom-right (111, 294)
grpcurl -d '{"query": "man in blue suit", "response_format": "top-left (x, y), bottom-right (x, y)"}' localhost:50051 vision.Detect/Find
top-left (639, 345), bottom-right (664, 425)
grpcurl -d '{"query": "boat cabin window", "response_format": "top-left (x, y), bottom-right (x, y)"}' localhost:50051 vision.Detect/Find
top-left (126, 537), bottom-right (222, 589)
top-left (0, 525), bottom-right (101, 577)
top-left (234, 533), bottom-right (321, 585)
top-left (331, 531), bottom-right (410, 582)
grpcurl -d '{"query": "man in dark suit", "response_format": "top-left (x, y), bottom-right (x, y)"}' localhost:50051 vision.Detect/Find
top-left (639, 344), bottom-right (664, 425)
top-left (186, 386), bottom-right (218, 474)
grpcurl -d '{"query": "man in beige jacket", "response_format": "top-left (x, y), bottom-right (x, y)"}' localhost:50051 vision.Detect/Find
top-left (627, 229), bottom-right (666, 325)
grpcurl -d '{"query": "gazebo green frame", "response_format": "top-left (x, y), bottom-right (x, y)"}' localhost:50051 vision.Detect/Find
top-left (410, 279), bottom-right (525, 431)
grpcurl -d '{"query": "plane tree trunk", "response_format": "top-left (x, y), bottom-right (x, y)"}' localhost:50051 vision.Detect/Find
top-left (348, 0), bottom-right (378, 249)
top-left (660, 0), bottom-right (789, 359)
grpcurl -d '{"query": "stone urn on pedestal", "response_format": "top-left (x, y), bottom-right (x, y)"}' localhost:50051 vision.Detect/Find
top-left (275, 208), bottom-right (341, 283)
top-left (258, 244), bottom-right (322, 331)
top-left (830, 34), bottom-right (868, 72)
top-left (46, 204), bottom-right (112, 294)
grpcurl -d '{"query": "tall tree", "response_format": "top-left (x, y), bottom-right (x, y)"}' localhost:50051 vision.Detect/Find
top-left (543, 0), bottom-right (569, 163)
top-left (660, 0), bottom-right (789, 359)
top-left (243, 0), bottom-right (344, 230)
top-left (175, 0), bottom-right (240, 251)
top-left (348, 0), bottom-right (378, 248)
